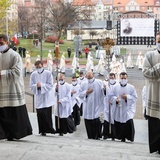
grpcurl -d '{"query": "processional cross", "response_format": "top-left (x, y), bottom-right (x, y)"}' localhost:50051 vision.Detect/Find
top-left (101, 37), bottom-right (115, 73)
top-left (100, 37), bottom-right (115, 134)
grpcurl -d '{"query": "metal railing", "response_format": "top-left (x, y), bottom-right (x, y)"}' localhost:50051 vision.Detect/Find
top-left (25, 91), bottom-right (35, 112)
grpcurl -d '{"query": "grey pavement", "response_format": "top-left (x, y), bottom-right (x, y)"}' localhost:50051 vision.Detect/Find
top-left (0, 113), bottom-right (160, 160)
top-left (1, 45), bottom-right (159, 159)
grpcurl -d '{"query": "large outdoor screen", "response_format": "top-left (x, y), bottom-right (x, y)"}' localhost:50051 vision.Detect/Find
top-left (120, 18), bottom-right (154, 37)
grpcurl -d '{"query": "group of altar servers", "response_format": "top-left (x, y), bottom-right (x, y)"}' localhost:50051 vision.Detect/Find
top-left (30, 60), bottom-right (137, 143)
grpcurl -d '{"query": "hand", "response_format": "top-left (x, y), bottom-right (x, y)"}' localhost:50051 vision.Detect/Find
top-left (86, 89), bottom-right (93, 95)
top-left (71, 90), bottom-right (76, 95)
top-left (121, 93), bottom-right (127, 100)
top-left (108, 100), bottom-right (112, 105)
top-left (57, 101), bottom-right (61, 104)
top-left (56, 84), bottom-right (58, 90)
top-left (37, 82), bottom-right (41, 87)
top-left (116, 97), bottom-right (121, 103)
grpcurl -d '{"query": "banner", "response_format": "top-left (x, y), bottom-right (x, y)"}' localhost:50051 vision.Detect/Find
top-left (120, 18), bottom-right (154, 37)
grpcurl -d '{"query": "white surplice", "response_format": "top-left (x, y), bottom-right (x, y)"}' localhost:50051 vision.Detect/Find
top-left (77, 77), bottom-right (87, 85)
top-left (53, 82), bottom-right (72, 118)
top-left (59, 54), bottom-right (66, 73)
top-left (70, 83), bottom-right (81, 108)
top-left (103, 81), bottom-right (118, 124)
top-left (30, 69), bottom-right (55, 109)
top-left (79, 79), bottom-right (104, 119)
top-left (112, 83), bottom-right (138, 123)
top-left (47, 52), bottom-right (53, 72)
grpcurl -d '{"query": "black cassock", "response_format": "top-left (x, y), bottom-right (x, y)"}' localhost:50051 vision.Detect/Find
top-left (0, 105), bottom-right (32, 140)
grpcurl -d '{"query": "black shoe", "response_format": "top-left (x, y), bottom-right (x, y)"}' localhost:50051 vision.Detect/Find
top-left (59, 133), bottom-right (63, 136)
top-left (7, 137), bottom-right (14, 141)
top-left (112, 138), bottom-right (115, 141)
top-left (41, 133), bottom-right (46, 136)
top-left (121, 138), bottom-right (125, 142)
top-left (103, 136), bottom-right (108, 140)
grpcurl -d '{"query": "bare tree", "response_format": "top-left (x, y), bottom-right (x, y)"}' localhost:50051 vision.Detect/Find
top-left (72, 29), bottom-right (85, 36)
top-left (18, 5), bottom-right (31, 37)
top-left (45, 0), bottom-right (92, 40)
top-left (89, 30), bottom-right (98, 40)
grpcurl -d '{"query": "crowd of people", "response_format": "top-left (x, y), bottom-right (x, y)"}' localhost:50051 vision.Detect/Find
top-left (1, 33), bottom-right (160, 155)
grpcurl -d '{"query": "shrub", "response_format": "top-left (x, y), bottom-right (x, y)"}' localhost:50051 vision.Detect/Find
top-left (27, 34), bottom-right (39, 39)
top-left (84, 41), bottom-right (98, 45)
top-left (45, 36), bottom-right (64, 44)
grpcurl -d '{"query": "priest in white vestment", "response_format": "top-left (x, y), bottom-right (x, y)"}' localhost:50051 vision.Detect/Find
top-left (94, 54), bottom-right (105, 75)
top-left (142, 36), bottom-right (160, 154)
top-left (30, 60), bottom-right (56, 136)
top-left (25, 51), bottom-right (33, 73)
top-left (59, 52), bottom-right (66, 73)
top-left (53, 73), bottom-right (75, 136)
top-left (36, 55), bottom-right (40, 61)
top-left (47, 50), bottom-right (53, 73)
top-left (112, 72), bottom-right (137, 142)
top-left (126, 53), bottom-right (134, 68)
top-left (136, 52), bottom-right (143, 70)
top-left (0, 34), bottom-right (32, 141)
top-left (79, 71), bottom-right (105, 139)
top-left (72, 54), bottom-right (79, 74)
top-left (86, 55), bottom-right (94, 72)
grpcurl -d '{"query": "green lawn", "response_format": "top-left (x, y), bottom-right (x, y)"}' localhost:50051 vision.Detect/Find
top-left (17, 38), bottom-right (97, 59)
top-left (17, 39), bottom-right (75, 57)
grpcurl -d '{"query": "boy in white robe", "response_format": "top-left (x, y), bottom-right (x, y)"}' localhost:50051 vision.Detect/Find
top-left (53, 73), bottom-right (75, 136)
top-left (30, 61), bottom-right (56, 136)
top-left (79, 71), bottom-right (105, 139)
top-left (142, 85), bottom-right (148, 120)
top-left (77, 71), bottom-right (87, 85)
top-left (70, 76), bottom-right (81, 127)
top-left (112, 72), bottom-right (137, 142)
top-left (77, 71), bottom-right (87, 116)
top-left (103, 73), bottom-right (118, 140)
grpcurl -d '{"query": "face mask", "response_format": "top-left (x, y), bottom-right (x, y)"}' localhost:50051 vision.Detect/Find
top-left (80, 77), bottom-right (84, 80)
top-left (72, 81), bottom-right (77, 86)
top-left (0, 44), bottom-right (8, 52)
top-left (37, 68), bottom-right (43, 73)
top-left (157, 43), bottom-right (160, 50)
top-left (88, 78), bottom-right (94, 83)
top-left (109, 79), bottom-right (116, 85)
top-left (59, 80), bottom-right (65, 85)
top-left (120, 79), bottom-right (128, 86)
